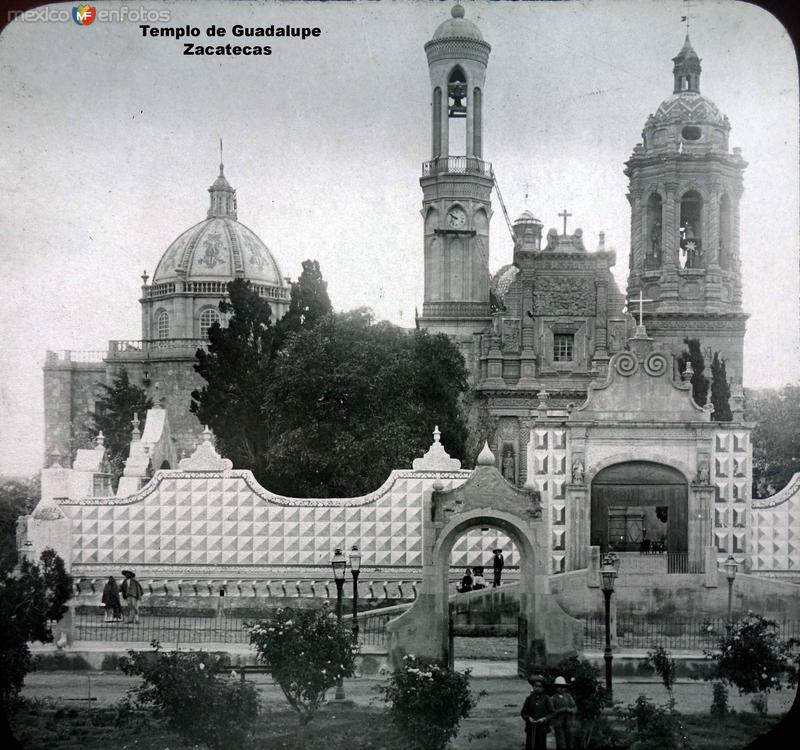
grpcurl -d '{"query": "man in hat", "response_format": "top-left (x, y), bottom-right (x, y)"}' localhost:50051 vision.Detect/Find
top-left (551, 675), bottom-right (577, 749)
top-left (492, 548), bottom-right (504, 588)
top-left (521, 674), bottom-right (554, 750)
top-left (120, 570), bottom-right (144, 624)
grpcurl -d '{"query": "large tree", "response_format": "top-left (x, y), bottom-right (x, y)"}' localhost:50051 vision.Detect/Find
top-left (261, 311), bottom-right (468, 497)
top-left (192, 278), bottom-right (277, 477)
top-left (746, 385), bottom-right (800, 497)
top-left (709, 352), bottom-right (732, 422)
top-left (89, 369), bottom-right (153, 488)
top-left (274, 258), bottom-right (333, 343)
top-left (0, 478), bottom-right (39, 572)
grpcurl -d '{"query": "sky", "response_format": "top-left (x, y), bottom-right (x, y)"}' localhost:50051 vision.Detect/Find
top-left (0, 0), bottom-right (797, 476)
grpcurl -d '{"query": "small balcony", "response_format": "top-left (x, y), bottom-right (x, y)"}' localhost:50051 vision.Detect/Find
top-left (422, 155), bottom-right (492, 178)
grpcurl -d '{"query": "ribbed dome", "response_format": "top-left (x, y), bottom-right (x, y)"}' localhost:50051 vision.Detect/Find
top-left (152, 164), bottom-right (286, 289)
top-left (432, 4), bottom-right (484, 41)
top-left (652, 91), bottom-right (726, 127)
top-left (153, 217), bottom-right (285, 287)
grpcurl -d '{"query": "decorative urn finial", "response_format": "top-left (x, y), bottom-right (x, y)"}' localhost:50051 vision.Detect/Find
top-left (476, 441), bottom-right (495, 466)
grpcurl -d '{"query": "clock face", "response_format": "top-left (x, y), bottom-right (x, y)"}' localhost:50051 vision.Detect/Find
top-left (447, 207), bottom-right (467, 229)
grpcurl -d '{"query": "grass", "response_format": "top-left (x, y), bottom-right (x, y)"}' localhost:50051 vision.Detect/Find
top-left (9, 698), bottom-right (786, 749)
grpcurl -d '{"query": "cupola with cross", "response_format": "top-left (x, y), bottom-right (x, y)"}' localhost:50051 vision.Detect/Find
top-left (418, 4), bottom-right (494, 371)
top-left (624, 34), bottom-right (748, 387)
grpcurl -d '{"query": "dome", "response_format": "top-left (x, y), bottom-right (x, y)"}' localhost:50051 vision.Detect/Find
top-left (432, 4), bottom-right (484, 41)
top-left (152, 165), bottom-right (286, 290)
top-left (652, 91), bottom-right (726, 127)
top-left (514, 210), bottom-right (541, 224)
top-left (153, 217), bottom-right (285, 287)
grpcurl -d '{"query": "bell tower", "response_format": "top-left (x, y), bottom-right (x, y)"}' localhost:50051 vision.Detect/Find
top-left (418, 5), bottom-right (493, 372)
top-left (625, 35), bottom-right (748, 392)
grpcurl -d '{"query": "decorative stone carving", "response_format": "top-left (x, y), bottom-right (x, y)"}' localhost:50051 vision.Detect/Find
top-left (178, 426), bottom-right (233, 472)
top-left (696, 457), bottom-right (710, 484)
top-left (502, 318), bottom-right (520, 351)
top-left (502, 449), bottom-right (515, 482)
top-left (533, 278), bottom-right (595, 316)
top-left (614, 352), bottom-right (639, 376)
top-left (413, 426), bottom-right (462, 471)
top-left (643, 352), bottom-right (669, 377)
top-left (571, 458), bottom-right (585, 484)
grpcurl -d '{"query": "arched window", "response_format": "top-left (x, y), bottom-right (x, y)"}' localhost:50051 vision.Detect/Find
top-left (447, 66), bottom-right (467, 156)
top-left (156, 311), bottom-right (169, 339)
top-left (719, 194), bottom-right (731, 270)
top-left (679, 191), bottom-right (703, 269)
top-left (645, 193), bottom-right (663, 269)
top-left (199, 308), bottom-right (221, 338)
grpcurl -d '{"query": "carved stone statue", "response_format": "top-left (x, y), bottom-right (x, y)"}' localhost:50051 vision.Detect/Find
top-left (696, 459), bottom-right (710, 484)
top-left (502, 450), bottom-right (515, 482)
top-left (545, 227), bottom-right (559, 251)
top-left (571, 458), bottom-right (585, 484)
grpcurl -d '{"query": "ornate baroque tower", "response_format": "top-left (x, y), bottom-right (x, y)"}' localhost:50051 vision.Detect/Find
top-left (418, 5), bottom-right (493, 373)
top-left (625, 37), bottom-right (748, 402)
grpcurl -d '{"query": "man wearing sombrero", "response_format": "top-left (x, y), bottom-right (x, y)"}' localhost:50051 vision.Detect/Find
top-left (120, 570), bottom-right (144, 624)
top-left (521, 674), bottom-right (555, 750)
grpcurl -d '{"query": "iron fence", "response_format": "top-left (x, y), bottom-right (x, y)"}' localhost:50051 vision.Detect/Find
top-left (354, 611), bottom-right (391, 647)
top-left (583, 615), bottom-right (800, 651)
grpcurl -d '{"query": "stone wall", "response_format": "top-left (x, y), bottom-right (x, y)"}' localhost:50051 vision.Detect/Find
top-left (749, 473), bottom-right (800, 576)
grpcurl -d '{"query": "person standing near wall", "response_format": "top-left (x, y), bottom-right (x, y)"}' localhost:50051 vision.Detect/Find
top-left (120, 570), bottom-right (144, 624)
top-left (492, 548), bottom-right (504, 587)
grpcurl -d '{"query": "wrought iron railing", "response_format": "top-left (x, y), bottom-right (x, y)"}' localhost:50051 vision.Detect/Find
top-left (422, 155), bottom-right (492, 178)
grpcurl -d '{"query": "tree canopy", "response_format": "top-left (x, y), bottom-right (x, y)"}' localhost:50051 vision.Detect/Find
top-left (709, 352), bottom-right (732, 422)
top-left (89, 368), bottom-right (153, 488)
top-left (677, 338), bottom-right (709, 407)
top-left (192, 263), bottom-right (469, 497)
top-left (746, 384), bottom-right (800, 497)
top-left (0, 478), bottom-right (39, 572)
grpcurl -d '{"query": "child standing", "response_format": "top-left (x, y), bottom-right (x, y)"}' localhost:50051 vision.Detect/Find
top-left (520, 674), bottom-right (554, 750)
top-left (550, 675), bottom-right (577, 750)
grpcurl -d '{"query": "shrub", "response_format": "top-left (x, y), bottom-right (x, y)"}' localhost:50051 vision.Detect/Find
top-left (703, 611), bottom-right (791, 700)
top-left (710, 680), bottom-right (729, 717)
top-left (647, 646), bottom-right (677, 695)
top-left (380, 655), bottom-right (479, 750)
top-left (119, 643), bottom-right (259, 750)
top-left (620, 695), bottom-right (692, 750)
top-left (249, 605), bottom-right (358, 725)
top-left (750, 692), bottom-right (768, 717)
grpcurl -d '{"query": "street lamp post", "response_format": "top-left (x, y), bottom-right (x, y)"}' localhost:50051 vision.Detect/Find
top-left (724, 555), bottom-right (739, 633)
top-left (600, 555), bottom-right (618, 701)
top-left (349, 544), bottom-right (361, 640)
top-left (331, 547), bottom-right (347, 701)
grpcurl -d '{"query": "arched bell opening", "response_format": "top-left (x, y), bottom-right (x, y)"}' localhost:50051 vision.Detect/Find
top-left (645, 193), bottom-right (663, 269)
top-left (679, 190), bottom-right (703, 269)
top-left (447, 66), bottom-right (468, 156)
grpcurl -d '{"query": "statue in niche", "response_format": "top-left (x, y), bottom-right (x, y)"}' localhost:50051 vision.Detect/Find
top-left (502, 449), bottom-right (516, 483)
top-left (571, 458), bottom-right (585, 484)
top-left (545, 228), bottom-right (559, 250)
top-left (696, 459), bottom-right (710, 484)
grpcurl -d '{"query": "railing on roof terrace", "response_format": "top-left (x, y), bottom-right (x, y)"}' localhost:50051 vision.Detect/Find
top-left (108, 338), bottom-right (210, 357)
top-left (144, 280), bottom-right (289, 300)
top-left (422, 155), bottom-right (492, 178)
top-left (45, 350), bottom-right (107, 364)
top-left (144, 282), bottom-right (176, 297)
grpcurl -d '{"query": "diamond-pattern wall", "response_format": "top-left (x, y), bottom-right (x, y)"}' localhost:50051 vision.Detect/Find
top-left (527, 426), bottom-right (568, 573)
top-left (750, 474), bottom-right (800, 573)
top-left (63, 470), bottom-right (516, 571)
top-left (713, 430), bottom-right (750, 566)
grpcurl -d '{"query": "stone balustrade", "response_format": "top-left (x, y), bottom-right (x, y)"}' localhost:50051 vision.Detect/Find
top-left (108, 338), bottom-right (210, 358)
top-left (45, 350), bottom-right (107, 364)
top-left (73, 577), bottom-right (420, 601)
top-left (421, 155), bottom-right (492, 178)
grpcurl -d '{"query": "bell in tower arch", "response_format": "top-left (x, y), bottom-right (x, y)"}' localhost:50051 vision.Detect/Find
top-left (448, 68), bottom-right (467, 118)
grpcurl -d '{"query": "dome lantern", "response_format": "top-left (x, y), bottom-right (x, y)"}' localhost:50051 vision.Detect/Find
top-left (672, 35), bottom-right (701, 94)
top-left (207, 161), bottom-right (237, 220)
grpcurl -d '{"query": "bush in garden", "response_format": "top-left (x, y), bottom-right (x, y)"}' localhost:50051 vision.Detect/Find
top-left (646, 646), bottom-right (677, 695)
top-left (620, 695), bottom-right (692, 750)
top-left (703, 611), bottom-right (792, 712)
top-left (119, 643), bottom-right (259, 750)
top-left (380, 655), bottom-right (479, 750)
top-left (537, 656), bottom-right (614, 749)
top-left (710, 680), bottom-right (729, 717)
top-left (249, 606), bottom-right (358, 725)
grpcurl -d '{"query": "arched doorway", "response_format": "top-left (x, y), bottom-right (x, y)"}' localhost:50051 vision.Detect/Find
top-left (387, 455), bottom-right (582, 672)
top-left (591, 461), bottom-right (688, 555)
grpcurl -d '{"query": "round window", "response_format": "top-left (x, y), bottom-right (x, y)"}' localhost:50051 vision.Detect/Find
top-left (682, 125), bottom-right (702, 141)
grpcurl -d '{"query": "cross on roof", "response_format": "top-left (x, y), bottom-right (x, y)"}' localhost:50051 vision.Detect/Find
top-left (630, 289), bottom-right (655, 327)
top-left (558, 209), bottom-right (572, 236)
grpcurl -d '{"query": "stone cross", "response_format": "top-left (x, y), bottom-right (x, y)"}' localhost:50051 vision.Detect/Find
top-left (559, 209), bottom-right (572, 236)
top-left (632, 289), bottom-right (654, 327)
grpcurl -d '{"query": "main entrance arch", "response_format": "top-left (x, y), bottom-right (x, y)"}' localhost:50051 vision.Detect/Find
top-left (591, 461), bottom-right (688, 554)
top-left (387, 446), bottom-right (582, 671)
